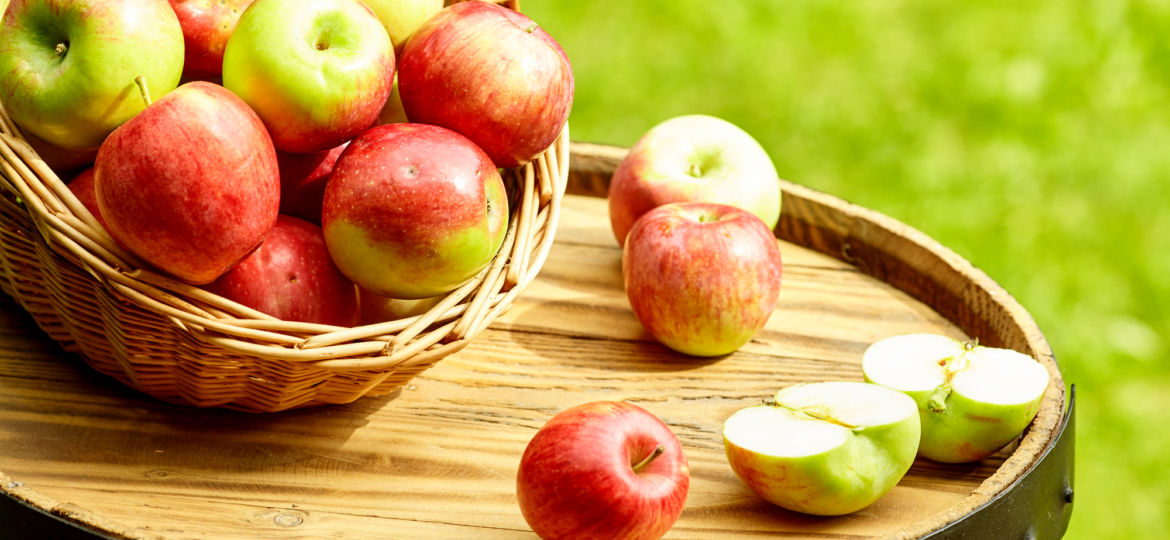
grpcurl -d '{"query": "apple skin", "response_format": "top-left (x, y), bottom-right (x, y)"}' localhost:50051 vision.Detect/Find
top-left (723, 382), bottom-right (921, 516)
top-left (206, 215), bottom-right (359, 326)
top-left (398, 0), bottom-right (573, 168)
top-left (167, 0), bottom-right (255, 79)
top-left (65, 168), bottom-right (108, 231)
top-left (608, 115), bottom-right (782, 247)
top-left (94, 81), bottom-right (280, 285)
top-left (0, 0), bottom-right (185, 149)
top-left (622, 202), bottom-right (783, 357)
top-left (361, 0), bottom-right (442, 54)
top-left (277, 142), bottom-right (348, 224)
top-left (861, 333), bottom-right (1050, 463)
top-left (222, 0), bottom-right (394, 153)
top-left (358, 287), bottom-right (443, 324)
top-left (516, 401), bottom-right (690, 540)
top-left (24, 130), bottom-right (98, 177)
top-left (322, 123), bottom-right (508, 299)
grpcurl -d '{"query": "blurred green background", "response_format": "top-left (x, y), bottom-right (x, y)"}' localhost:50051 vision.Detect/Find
top-left (526, 1), bottom-right (1167, 538)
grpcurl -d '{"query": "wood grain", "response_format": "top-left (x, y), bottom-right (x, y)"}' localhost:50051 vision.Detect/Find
top-left (0, 144), bottom-right (1064, 539)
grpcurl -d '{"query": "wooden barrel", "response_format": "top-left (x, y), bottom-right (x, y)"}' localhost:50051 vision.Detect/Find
top-left (0, 142), bottom-right (1069, 539)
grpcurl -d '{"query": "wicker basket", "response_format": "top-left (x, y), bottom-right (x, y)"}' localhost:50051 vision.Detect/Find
top-left (0, 4), bottom-right (568, 413)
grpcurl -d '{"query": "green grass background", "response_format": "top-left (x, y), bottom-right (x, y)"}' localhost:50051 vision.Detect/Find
top-left (525, 1), bottom-right (1168, 538)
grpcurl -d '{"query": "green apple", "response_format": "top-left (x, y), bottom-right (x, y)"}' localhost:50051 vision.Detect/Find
top-left (607, 114), bottom-right (782, 247)
top-left (723, 381), bottom-right (920, 516)
top-left (0, 0), bottom-right (184, 149)
top-left (222, 0), bottom-right (394, 153)
top-left (361, 0), bottom-right (442, 54)
top-left (862, 333), bottom-right (1050, 463)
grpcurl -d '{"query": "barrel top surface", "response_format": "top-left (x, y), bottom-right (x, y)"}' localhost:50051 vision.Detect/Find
top-left (0, 144), bottom-right (1065, 539)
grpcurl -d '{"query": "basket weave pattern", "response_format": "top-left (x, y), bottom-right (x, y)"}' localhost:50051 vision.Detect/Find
top-left (0, 64), bottom-right (568, 412)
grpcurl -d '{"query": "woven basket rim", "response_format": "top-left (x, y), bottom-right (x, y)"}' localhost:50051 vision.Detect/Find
top-left (0, 96), bottom-right (570, 373)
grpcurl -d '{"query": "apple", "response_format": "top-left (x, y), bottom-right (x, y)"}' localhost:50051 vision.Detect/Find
top-left (222, 0), bottom-right (394, 153)
top-left (167, 0), bottom-right (255, 79)
top-left (65, 168), bottom-right (108, 231)
top-left (397, 0), bottom-right (573, 168)
top-left (723, 381), bottom-right (921, 516)
top-left (0, 0), bottom-right (185, 149)
top-left (358, 287), bottom-right (443, 324)
top-left (94, 81), bottom-right (280, 285)
top-left (861, 333), bottom-right (1051, 463)
top-left (277, 142), bottom-right (348, 224)
top-left (622, 202), bottom-right (782, 357)
top-left (23, 130), bottom-right (98, 177)
top-left (361, 0), bottom-right (442, 54)
top-left (607, 115), bottom-right (782, 247)
top-left (206, 215), bottom-right (359, 326)
top-left (516, 401), bottom-right (690, 540)
top-left (322, 123), bottom-right (508, 299)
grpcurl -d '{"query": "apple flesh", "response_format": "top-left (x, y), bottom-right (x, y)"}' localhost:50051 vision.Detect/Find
top-left (517, 401), bottom-right (690, 540)
top-left (608, 114), bottom-right (782, 247)
top-left (398, 0), bottom-right (573, 168)
top-left (94, 81), bottom-right (280, 285)
top-left (862, 333), bottom-right (1051, 463)
top-left (222, 0), bottom-right (394, 153)
top-left (622, 202), bottom-right (782, 357)
top-left (723, 381), bottom-right (921, 516)
top-left (206, 215), bottom-right (359, 326)
top-left (0, 0), bottom-right (185, 149)
top-left (167, 0), bottom-right (255, 79)
top-left (322, 123), bottom-right (508, 299)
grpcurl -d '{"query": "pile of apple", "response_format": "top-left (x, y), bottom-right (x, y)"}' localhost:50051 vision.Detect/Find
top-left (513, 115), bottom-right (1051, 538)
top-left (0, 0), bottom-right (573, 326)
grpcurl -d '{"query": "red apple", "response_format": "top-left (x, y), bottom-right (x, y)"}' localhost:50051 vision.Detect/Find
top-left (206, 215), bottom-right (359, 326)
top-left (397, 1), bottom-right (573, 168)
top-left (623, 202), bottom-right (783, 357)
top-left (277, 142), bottom-right (347, 224)
top-left (167, 0), bottom-right (255, 79)
top-left (24, 130), bottom-right (97, 177)
top-left (322, 123), bottom-right (508, 299)
top-left (516, 401), bottom-right (690, 540)
top-left (94, 81), bottom-right (280, 285)
top-left (65, 168), bottom-right (107, 230)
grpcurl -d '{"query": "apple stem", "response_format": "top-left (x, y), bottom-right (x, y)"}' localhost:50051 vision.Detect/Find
top-left (927, 384), bottom-right (952, 413)
top-left (765, 398), bottom-right (862, 431)
top-left (631, 445), bottom-right (665, 473)
top-left (134, 76), bottom-right (153, 107)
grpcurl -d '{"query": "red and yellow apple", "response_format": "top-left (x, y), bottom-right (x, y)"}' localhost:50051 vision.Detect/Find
top-left (94, 81), bottom-right (280, 285)
top-left (0, 0), bottom-right (185, 149)
top-left (608, 115), bottom-right (782, 247)
top-left (277, 142), bottom-right (348, 224)
top-left (622, 202), bottom-right (783, 357)
top-left (167, 0), bottom-right (255, 79)
top-left (517, 401), bottom-right (690, 540)
top-left (222, 0), bottom-right (395, 153)
top-left (322, 123), bottom-right (508, 299)
top-left (397, 0), bottom-right (573, 167)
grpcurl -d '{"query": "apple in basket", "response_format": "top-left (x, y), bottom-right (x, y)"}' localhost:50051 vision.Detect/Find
top-left (398, 0), bottom-right (574, 167)
top-left (608, 115), bottom-right (782, 247)
top-left (517, 401), bottom-right (690, 540)
top-left (723, 382), bottom-right (921, 516)
top-left (623, 202), bottom-right (783, 357)
top-left (0, 0), bottom-right (184, 149)
top-left (222, 0), bottom-right (394, 153)
top-left (361, 0), bottom-right (443, 54)
top-left (862, 333), bottom-right (1051, 463)
top-left (167, 0), bottom-right (256, 80)
top-left (94, 81), bottom-right (280, 285)
top-left (206, 215), bottom-right (359, 327)
top-left (277, 142), bottom-right (348, 225)
top-left (322, 123), bottom-right (508, 299)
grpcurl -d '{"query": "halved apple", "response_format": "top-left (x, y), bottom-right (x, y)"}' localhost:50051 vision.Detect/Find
top-left (723, 381), bottom-right (920, 516)
top-left (862, 333), bottom-right (1050, 463)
